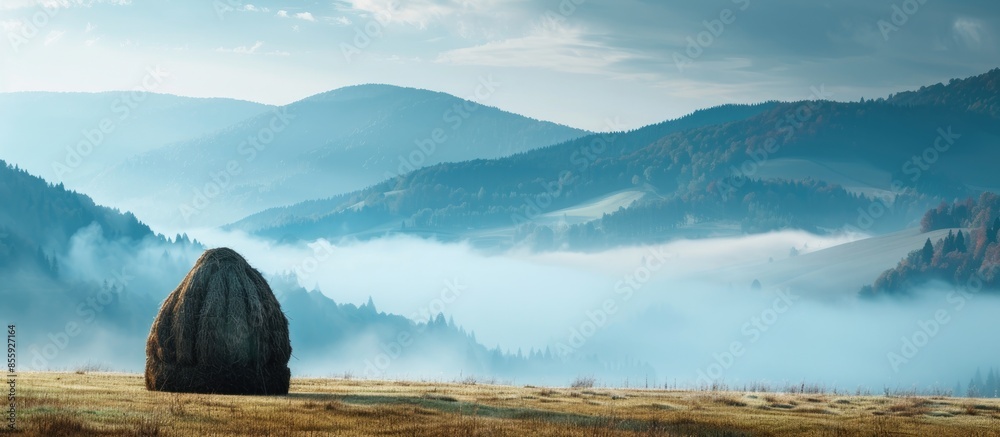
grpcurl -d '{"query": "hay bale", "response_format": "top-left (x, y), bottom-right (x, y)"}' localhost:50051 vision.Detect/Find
top-left (145, 247), bottom-right (291, 395)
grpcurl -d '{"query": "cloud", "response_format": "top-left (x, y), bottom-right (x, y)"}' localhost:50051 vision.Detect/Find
top-left (953, 18), bottom-right (985, 49)
top-left (333, 16), bottom-right (352, 26)
top-left (274, 10), bottom-right (316, 22)
top-left (1, 0), bottom-right (131, 9)
top-left (437, 25), bottom-right (639, 76)
top-left (345, 0), bottom-right (447, 28)
top-left (42, 29), bottom-right (65, 46)
top-left (218, 40), bottom-right (263, 54)
top-left (84, 22), bottom-right (95, 33)
top-left (216, 41), bottom-right (289, 56)
top-left (343, 0), bottom-right (531, 37)
top-left (1, 20), bottom-right (26, 33)
top-left (0, 0), bottom-right (36, 9)
top-left (240, 4), bottom-right (269, 13)
top-left (85, 37), bottom-right (99, 46)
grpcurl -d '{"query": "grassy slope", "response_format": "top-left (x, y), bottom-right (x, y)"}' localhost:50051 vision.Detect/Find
top-left (12, 372), bottom-right (1000, 436)
top-left (712, 228), bottom-right (961, 296)
top-left (537, 190), bottom-right (650, 226)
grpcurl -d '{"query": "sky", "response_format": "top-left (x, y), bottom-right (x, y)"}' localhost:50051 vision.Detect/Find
top-left (0, 0), bottom-right (998, 131)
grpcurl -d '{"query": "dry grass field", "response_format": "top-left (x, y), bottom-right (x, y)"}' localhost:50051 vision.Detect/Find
top-left (7, 372), bottom-right (1000, 436)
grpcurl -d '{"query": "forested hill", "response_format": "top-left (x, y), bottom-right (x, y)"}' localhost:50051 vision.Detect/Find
top-left (231, 69), bottom-right (1000, 246)
top-left (887, 67), bottom-right (1000, 119)
top-left (230, 101), bottom-right (783, 237)
top-left (0, 160), bottom-right (205, 373)
top-left (91, 84), bottom-right (590, 228)
top-left (0, 160), bottom-right (156, 270)
top-left (863, 192), bottom-right (1000, 296)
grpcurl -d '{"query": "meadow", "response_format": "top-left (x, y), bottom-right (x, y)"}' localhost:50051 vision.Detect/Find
top-left (7, 372), bottom-right (1000, 436)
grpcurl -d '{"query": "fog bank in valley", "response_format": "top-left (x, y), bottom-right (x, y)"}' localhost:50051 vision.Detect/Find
top-left (178, 228), bottom-right (1000, 390)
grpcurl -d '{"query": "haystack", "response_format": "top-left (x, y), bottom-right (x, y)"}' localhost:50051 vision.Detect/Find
top-left (145, 247), bottom-right (292, 395)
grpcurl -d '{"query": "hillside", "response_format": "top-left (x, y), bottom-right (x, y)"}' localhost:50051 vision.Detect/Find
top-left (863, 192), bottom-right (1000, 296)
top-left (710, 227), bottom-right (961, 298)
top-left (230, 102), bottom-right (782, 240)
top-left (0, 160), bottom-right (155, 270)
top-left (232, 69), bottom-right (1000, 248)
top-left (887, 67), bottom-right (1000, 119)
top-left (0, 160), bottom-right (202, 361)
top-left (0, 92), bottom-right (272, 187)
top-left (88, 84), bottom-right (589, 228)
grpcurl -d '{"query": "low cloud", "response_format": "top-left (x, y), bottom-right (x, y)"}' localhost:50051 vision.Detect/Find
top-left (174, 227), bottom-right (1000, 389)
top-left (241, 4), bottom-right (269, 13)
top-left (343, 0), bottom-right (534, 38)
top-left (42, 29), bottom-right (65, 46)
top-left (953, 18), bottom-right (985, 49)
top-left (437, 25), bottom-right (638, 76)
top-left (1, 0), bottom-right (131, 10)
top-left (216, 41), bottom-right (289, 56)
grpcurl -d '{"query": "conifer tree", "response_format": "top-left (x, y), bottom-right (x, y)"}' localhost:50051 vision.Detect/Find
top-left (922, 238), bottom-right (934, 263)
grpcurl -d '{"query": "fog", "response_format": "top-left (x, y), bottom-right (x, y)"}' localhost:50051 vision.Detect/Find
top-left (1, 225), bottom-right (200, 374)
top-left (8, 225), bottom-right (997, 390)
top-left (179, 228), bottom-right (1000, 390)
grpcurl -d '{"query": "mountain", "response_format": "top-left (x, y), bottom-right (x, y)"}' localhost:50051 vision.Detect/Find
top-left (229, 69), bottom-right (1000, 249)
top-left (87, 84), bottom-right (589, 229)
top-left (229, 101), bottom-right (782, 240)
top-left (0, 92), bottom-right (273, 188)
